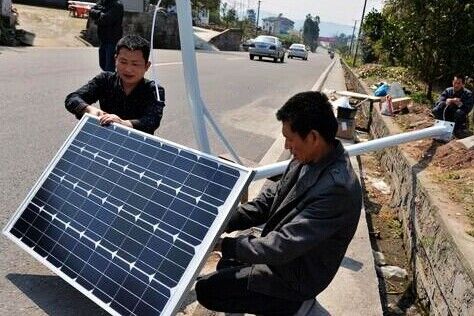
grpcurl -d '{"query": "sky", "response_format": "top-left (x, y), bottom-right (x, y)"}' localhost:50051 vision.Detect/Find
top-left (233, 0), bottom-right (385, 26)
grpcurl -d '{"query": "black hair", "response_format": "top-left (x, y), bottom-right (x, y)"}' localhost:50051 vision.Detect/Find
top-left (115, 35), bottom-right (151, 62)
top-left (276, 91), bottom-right (338, 143)
top-left (453, 73), bottom-right (465, 83)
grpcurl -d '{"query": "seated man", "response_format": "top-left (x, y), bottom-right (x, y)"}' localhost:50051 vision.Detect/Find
top-left (196, 91), bottom-right (362, 315)
top-left (432, 74), bottom-right (473, 138)
top-left (65, 35), bottom-right (165, 135)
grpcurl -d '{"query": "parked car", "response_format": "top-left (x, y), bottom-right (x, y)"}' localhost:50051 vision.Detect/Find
top-left (249, 35), bottom-right (285, 63)
top-left (287, 43), bottom-right (308, 60)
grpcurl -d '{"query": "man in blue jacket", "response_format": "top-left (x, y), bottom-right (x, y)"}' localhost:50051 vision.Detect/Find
top-left (432, 74), bottom-right (473, 139)
top-left (89, 0), bottom-right (124, 72)
top-left (196, 91), bottom-right (362, 315)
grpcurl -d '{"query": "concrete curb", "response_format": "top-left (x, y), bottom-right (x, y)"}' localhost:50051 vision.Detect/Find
top-left (312, 58), bottom-right (337, 92)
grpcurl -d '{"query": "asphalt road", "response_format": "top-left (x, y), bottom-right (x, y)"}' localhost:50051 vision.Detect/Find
top-left (0, 46), bottom-right (331, 315)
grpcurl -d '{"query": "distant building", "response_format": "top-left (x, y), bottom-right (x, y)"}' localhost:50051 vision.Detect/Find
top-left (247, 9), bottom-right (256, 26)
top-left (318, 36), bottom-right (337, 48)
top-left (262, 14), bottom-right (294, 35)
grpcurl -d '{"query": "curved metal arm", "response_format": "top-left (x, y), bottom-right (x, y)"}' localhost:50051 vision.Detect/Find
top-left (253, 120), bottom-right (454, 181)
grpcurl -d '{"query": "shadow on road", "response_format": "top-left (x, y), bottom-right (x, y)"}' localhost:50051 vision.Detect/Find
top-left (6, 273), bottom-right (107, 315)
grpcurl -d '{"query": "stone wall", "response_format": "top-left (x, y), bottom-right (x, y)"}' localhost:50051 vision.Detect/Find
top-left (85, 9), bottom-right (180, 49)
top-left (341, 59), bottom-right (474, 315)
top-left (209, 28), bottom-right (242, 51)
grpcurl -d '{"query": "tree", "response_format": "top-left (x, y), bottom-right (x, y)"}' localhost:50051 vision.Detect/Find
top-left (361, 10), bottom-right (384, 63)
top-left (278, 33), bottom-right (302, 48)
top-left (332, 33), bottom-right (352, 56)
top-left (380, 0), bottom-right (474, 99)
top-left (303, 14), bottom-right (320, 52)
top-left (222, 5), bottom-right (238, 27)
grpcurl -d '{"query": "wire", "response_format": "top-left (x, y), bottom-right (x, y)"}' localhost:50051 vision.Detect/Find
top-left (150, 0), bottom-right (163, 102)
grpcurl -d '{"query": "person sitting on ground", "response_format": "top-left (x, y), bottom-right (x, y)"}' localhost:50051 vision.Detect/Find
top-left (65, 35), bottom-right (165, 135)
top-left (195, 91), bottom-right (362, 316)
top-left (89, 0), bottom-right (124, 72)
top-left (432, 74), bottom-right (473, 138)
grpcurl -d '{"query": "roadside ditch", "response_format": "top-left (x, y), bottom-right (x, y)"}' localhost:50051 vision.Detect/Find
top-left (343, 60), bottom-right (473, 315)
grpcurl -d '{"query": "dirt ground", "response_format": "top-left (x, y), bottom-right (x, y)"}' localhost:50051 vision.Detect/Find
top-left (360, 152), bottom-right (423, 316)
top-left (12, 4), bottom-right (89, 47)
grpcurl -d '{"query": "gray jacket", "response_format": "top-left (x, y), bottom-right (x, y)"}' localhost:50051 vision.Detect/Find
top-left (223, 141), bottom-right (362, 300)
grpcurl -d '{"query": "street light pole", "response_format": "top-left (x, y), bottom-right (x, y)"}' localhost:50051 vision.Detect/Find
top-left (352, 0), bottom-right (367, 66)
top-left (256, 0), bottom-right (261, 36)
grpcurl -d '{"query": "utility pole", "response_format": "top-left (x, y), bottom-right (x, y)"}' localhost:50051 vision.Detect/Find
top-left (353, 0), bottom-right (367, 66)
top-left (255, 0), bottom-right (261, 36)
top-left (349, 19), bottom-right (357, 55)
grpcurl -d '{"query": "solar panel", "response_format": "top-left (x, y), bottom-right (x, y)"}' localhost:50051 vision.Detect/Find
top-left (3, 115), bottom-right (254, 316)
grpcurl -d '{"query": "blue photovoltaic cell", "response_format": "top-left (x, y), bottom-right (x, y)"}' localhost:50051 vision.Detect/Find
top-left (4, 116), bottom-right (253, 315)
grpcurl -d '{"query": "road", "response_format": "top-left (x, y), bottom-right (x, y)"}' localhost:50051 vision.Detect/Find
top-left (0, 47), bottom-right (331, 315)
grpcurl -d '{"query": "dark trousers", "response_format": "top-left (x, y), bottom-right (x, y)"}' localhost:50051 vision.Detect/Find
top-left (195, 259), bottom-right (303, 316)
top-left (432, 104), bottom-right (468, 129)
top-left (99, 41), bottom-right (117, 72)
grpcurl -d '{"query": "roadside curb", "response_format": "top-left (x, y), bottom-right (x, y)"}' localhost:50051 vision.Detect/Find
top-left (312, 58), bottom-right (336, 92)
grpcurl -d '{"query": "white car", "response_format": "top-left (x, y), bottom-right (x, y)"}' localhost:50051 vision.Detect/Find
top-left (249, 35), bottom-right (286, 63)
top-left (287, 43), bottom-right (308, 60)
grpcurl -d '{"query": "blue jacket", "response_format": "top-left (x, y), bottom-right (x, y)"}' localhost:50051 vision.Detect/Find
top-left (435, 87), bottom-right (473, 114)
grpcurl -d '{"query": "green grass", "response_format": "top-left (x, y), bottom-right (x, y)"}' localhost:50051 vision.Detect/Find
top-left (410, 91), bottom-right (432, 105)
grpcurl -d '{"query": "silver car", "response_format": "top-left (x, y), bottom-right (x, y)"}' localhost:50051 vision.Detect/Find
top-left (249, 35), bottom-right (285, 63)
top-left (287, 43), bottom-right (308, 60)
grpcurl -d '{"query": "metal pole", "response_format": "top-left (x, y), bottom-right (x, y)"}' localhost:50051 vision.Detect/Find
top-left (176, 0), bottom-right (211, 153)
top-left (349, 19), bottom-right (357, 55)
top-left (352, 0), bottom-right (367, 66)
top-left (252, 121), bottom-right (454, 180)
top-left (202, 107), bottom-right (243, 165)
top-left (255, 0), bottom-right (261, 35)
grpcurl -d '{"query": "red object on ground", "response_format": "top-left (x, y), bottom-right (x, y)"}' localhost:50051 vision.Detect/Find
top-left (68, 4), bottom-right (91, 18)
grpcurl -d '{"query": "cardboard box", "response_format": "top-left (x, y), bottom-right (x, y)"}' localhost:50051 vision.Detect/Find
top-left (392, 97), bottom-right (411, 112)
top-left (336, 118), bottom-right (355, 140)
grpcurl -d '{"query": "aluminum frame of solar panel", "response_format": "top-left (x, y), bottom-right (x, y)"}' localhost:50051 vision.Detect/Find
top-left (3, 114), bottom-right (255, 315)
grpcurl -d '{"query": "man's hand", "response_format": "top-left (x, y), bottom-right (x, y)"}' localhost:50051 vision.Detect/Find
top-left (84, 105), bottom-right (105, 117)
top-left (99, 114), bottom-right (133, 129)
top-left (447, 98), bottom-right (462, 107)
top-left (213, 237), bottom-right (223, 253)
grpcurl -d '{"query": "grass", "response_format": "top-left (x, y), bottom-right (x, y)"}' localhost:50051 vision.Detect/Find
top-left (433, 171), bottom-right (474, 237)
top-left (410, 91), bottom-right (432, 105)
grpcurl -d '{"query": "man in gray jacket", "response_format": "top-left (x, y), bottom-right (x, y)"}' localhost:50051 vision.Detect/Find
top-left (196, 91), bottom-right (362, 315)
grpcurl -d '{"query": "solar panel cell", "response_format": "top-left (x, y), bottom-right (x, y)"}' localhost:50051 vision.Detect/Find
top-left (4, 116), bottom-right (254, 315)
